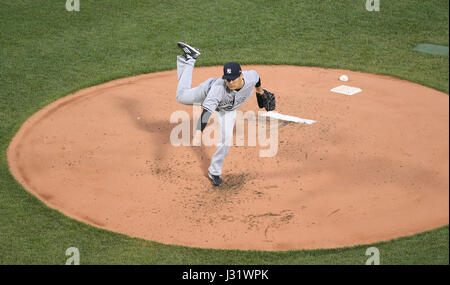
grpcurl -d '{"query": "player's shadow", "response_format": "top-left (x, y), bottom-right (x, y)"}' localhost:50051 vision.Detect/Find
top-left (115, 97), bottom-right (172, 162)
top-left (116, 97), bottom-right (210, 174)
top-left (193, 144), bottom-right (211, 177)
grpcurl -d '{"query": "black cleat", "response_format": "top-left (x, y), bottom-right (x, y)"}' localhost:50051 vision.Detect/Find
top-left (208, 172), bottom-right (223, 186)
top-left (177, 42), bottom-right (201, 60)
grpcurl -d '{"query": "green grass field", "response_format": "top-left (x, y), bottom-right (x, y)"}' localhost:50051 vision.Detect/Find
top-left (0, 0), bottom-right (448, 265)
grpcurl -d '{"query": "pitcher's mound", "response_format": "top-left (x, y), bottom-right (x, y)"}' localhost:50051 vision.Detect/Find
top-left (7, 66), bottom-right (449, 250)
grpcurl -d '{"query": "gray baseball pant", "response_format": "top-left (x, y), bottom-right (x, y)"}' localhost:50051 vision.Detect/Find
top-left (176, 55), bottom-right (236, 176)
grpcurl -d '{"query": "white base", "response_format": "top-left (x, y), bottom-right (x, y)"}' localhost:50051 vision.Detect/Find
top-left (331, 85), bottom-right (362, 96)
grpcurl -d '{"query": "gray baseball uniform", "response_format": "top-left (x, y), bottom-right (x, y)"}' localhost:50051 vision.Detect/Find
top-left (176, 55), bottom-right (260, 175)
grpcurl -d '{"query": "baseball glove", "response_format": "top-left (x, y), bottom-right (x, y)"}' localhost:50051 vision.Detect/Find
top-left (256, 89), bottom-right (276, 111)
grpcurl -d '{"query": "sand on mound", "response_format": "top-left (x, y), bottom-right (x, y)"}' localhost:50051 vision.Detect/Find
top-left (7, 65), bottom-right (449, 250)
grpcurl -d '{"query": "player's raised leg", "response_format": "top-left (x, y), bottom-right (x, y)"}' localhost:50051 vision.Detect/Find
top-left (175, 42), bottom-right (205, 105)
top-left (176, 55), bottom-right (196, 104)
top-left (178, 42), bottom-right (201, 61)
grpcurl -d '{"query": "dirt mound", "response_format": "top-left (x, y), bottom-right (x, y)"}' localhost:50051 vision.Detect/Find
top-left (7, 66), bottom-right (449, 250)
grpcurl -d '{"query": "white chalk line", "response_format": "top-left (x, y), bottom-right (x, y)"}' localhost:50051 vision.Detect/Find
top-left (261, 111), bottom-right (316, 125)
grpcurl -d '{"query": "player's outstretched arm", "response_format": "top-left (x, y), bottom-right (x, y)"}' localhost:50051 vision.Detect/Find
top-left (193, 108), bottom-right (212, 146)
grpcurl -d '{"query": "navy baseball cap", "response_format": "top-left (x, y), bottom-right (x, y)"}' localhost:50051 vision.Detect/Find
top-left (222, 62), bottom-right (242, 80)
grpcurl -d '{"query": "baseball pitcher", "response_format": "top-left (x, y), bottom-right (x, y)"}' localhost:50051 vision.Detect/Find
top-left (176, 42), bottom-right (276, 186)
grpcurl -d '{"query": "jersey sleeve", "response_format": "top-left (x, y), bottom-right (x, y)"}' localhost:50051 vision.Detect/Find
top-left (202, 80), bottom-right (223, 113)
top-left (247, 70), bottom-right (260, 86)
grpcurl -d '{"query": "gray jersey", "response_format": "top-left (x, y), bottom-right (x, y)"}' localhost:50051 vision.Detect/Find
top-left (202, 70), bottom-right (260, 113)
